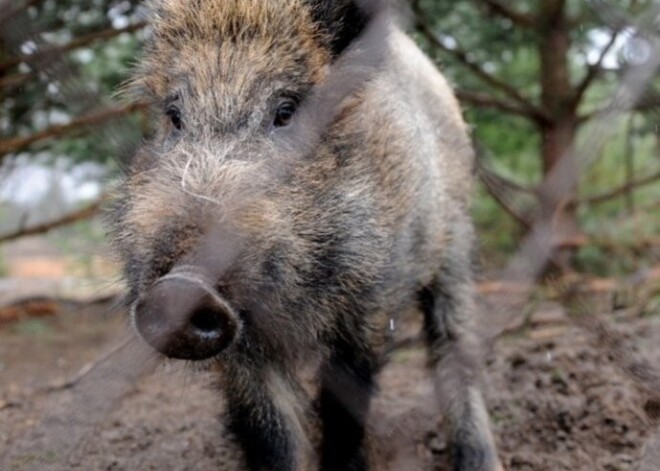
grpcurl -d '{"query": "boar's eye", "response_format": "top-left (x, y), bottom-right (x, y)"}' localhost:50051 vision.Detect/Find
top-left (274, 100), bottom-right (297, 128)
top-left (166, 105), bottom-right (182, 131)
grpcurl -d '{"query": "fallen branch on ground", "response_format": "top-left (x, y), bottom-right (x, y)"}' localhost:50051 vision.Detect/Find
top-left (41, 336), bottom-right (132, 393)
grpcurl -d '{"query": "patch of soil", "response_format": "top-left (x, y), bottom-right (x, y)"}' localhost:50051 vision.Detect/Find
top-left (1, 299), bottom-right (659, 470)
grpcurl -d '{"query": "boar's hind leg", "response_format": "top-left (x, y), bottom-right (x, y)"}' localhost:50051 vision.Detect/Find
top-left (224, 362), bottom-right (309, 471)
top-left (319, 335), bottom-right (378, 471)
top-left (418, 266), bottom-right (500, 471)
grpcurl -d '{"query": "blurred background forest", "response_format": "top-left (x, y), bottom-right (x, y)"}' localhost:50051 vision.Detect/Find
top-left (1, 1), bottom-right (660, 470)
top-left (0, 0), bottom-right (658, 288)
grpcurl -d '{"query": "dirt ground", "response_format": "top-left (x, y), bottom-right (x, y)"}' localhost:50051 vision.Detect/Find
top-left (1, 295), bottom-right (659, 471)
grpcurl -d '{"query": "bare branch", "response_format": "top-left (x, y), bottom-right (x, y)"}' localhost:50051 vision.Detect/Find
top-left (634, 92), bottom-right (660, 113)
top-left (580, 91), bottom-right (660, 122)
top-left (582, 170), bottom-right (660, 205)
top-left (411, 3), bottom-right (548, 124)
top-left (573, 29), bottom-right (622, 106)
top-left (456, 89), bottom-right (541, 119)
top-left (479, 163), bottom-right (537, 197)
top-left (0, 102), bottom-right (144, 156)
top-left (473, 151), bottom-right (535, 228)
top-left (0, 0), bottom-right (41, 26)
top-left (476, 0), bottom-right (536, 27)
top-left (0, 198), bottom-right (103, 244)
top-left (477, 180), bottom-right (532, 228)
top-left (41, 337), bottom-right (132, 393)
top-left (0, 22), bottom-right (145, 74)
top-left (0, 71), bottom-right (37, 90)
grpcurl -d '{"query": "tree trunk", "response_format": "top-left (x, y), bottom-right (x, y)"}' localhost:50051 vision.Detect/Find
top-left (537, 0), bottom-right (580, 271)
top-left (538, 121), bottom-right (580, 272)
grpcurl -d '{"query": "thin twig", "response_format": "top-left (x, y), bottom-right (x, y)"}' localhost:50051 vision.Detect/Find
top-left (382, 335), bottom-right (422, 362)
top-left (41, 337), bottom-right (132, 393)
top-left (0, 102), bottom-right (144, 156)
top-left (473, 142), bottom-right (536, 228)
top-left (0, 71), bottom-right (37, 90)
top-left (582, 169), bottom-right (660, 205)
top-left (455, 89), bottom-right (538, 119)
top-left (573, 28), bottom-right (622, 105)
top-left (476, 0), bottom-right (536, 28)
top-left (0, 0), bottom-right (41, 26)
top-left (581, 89), bottom-right (660, 122)
top-left (0, 197), bottom-right (104, 243)
top-left (477, 169), bottom-right (534, 228)
top-left (0, 22), bottom-right (145, 74)
top-left (411, 0), bottom-right (548, 124)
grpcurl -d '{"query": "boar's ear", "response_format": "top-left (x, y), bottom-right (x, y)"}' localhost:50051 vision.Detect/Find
top-left (307, 0), bottom-right (375, 56)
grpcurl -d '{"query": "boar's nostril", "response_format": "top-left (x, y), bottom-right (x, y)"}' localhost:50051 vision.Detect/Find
top-left (190, 307), bottom-right (223, 336)
top-left (133, 270), bottom-right (241, 361)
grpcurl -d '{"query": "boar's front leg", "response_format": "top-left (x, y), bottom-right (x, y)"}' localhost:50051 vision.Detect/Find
top-left (318, 334), bottom-right (378, 471)
top-left (224, 359), bottom-right (309, 471)
top-left (419, 258), bottom-right (502, 471)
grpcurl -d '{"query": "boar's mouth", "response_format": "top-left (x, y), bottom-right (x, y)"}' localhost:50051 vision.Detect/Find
top-left (131, 268), bottom-right (241, 361)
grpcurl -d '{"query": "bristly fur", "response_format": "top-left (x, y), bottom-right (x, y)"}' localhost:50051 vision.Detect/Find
top-left (106, 1), bottom-right (503, 470)
top-left (122, 0), bottom-right (329, 103)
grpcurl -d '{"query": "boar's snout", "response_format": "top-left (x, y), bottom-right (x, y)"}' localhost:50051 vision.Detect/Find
top-left (132, 269), bottom-right (241, 360)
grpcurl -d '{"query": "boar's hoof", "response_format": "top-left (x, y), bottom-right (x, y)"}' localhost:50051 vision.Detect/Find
top-left (132, 270), bottom-right (240, 360)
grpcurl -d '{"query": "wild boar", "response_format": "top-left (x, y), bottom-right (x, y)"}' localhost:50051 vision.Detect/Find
top-left (108, 1), bottom-right (501, 470)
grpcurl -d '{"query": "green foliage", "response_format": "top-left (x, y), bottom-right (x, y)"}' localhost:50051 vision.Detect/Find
top-left (1, 0), bottom-right (658, 279)
top-left (0, 252), bottom-right (7, 277)
top-left (472, 183), bottom-right (521, 270)
top-left (468, 111), bottom-right (543, 184)
top-left (1, 0), bottom-right (144, 168)
top-left (414, 0), bottom-right (660, 275)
